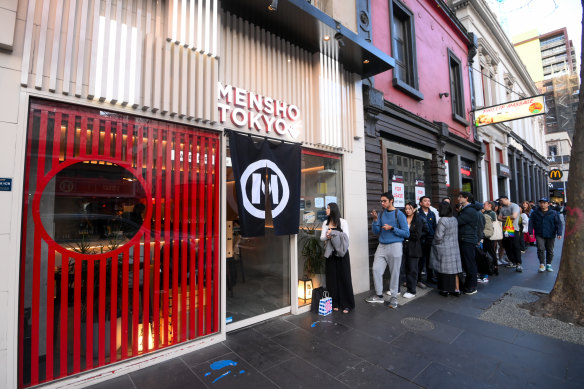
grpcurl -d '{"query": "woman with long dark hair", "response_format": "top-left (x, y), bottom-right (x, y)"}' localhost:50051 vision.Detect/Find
top-left (320, 202), bottom-right (355, 313)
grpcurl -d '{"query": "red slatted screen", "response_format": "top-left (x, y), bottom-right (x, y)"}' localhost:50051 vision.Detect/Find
top-left (18, 100), bottom-right (220, 387)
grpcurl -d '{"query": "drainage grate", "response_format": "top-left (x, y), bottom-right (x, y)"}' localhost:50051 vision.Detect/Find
top-left (400, 317), bottom-right (435, 332)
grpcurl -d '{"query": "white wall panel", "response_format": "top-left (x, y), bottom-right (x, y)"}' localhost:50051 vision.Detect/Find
top-left (20, 0), bottom-right (218, 123)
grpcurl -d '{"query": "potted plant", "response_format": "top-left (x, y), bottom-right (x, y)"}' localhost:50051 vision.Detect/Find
top-left (298, 222), bottom-right (325, 285)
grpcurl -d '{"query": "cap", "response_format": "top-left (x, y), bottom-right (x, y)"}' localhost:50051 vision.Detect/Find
top-left (539, 197), bottom-right (550, 203)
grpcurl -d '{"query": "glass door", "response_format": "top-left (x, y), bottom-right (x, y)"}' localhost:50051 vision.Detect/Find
top-left (225, 147), bottom-right (290, 325)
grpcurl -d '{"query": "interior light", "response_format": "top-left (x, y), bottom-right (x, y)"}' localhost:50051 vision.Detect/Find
top-left (268, 0), bottom-right (278, 11)
top-left (363, 59), bottom-right (370, 64)
top-left (323, 35), bottom-right (330, 41)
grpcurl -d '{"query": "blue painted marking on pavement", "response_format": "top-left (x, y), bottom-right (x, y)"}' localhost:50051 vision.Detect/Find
top-left (204, 372), bottom-right (211, 377)
top-left (239, 370), bottom-right (245, 374)
top-left (212, 370), bottom-right (231, 383)
top-left (210, 360), bottom-right (238, 370)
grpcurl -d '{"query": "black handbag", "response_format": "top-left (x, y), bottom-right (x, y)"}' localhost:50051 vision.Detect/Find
top-left (476, 246), bottom-right (495, 275)
top-left (311, 287), bottom-right (326, 313)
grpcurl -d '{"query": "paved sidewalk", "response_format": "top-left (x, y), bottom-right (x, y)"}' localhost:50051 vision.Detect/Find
top-left (89, 240), bottom-right (584, 388)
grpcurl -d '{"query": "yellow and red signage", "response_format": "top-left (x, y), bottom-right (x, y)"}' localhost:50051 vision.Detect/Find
top-left (474, 95), bottom-right (545, 127)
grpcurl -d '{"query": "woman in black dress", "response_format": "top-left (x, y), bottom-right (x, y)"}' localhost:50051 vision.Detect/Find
top-left (320, 202), bottom-right (355, 313)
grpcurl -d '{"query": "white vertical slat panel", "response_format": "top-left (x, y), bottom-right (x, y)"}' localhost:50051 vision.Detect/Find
top-left (75, 0), bottom-right (89, 97)
top-left (171, 43), bottom-right (179, 115)
top-left (111, 0), bottom-right (123, 103)
top-left (100, 0), bottom-right (113, 101)
top-left (180, 0), bottom-right (187, 44)
top-left (249, 24), bottom-right (256, 93)
top-left (258, 26), bottom-right (265, 95)
top-left (143, 33), bottom-right (154, 108)
top-left (88, 0), bottom-right (101, 99)
top-left (21, 0), bottom-right (38, 86)
top-left (195, 51), bottom-right (203, 119)
top-left (204, 0), bottom-right (210, 53)
top-left (162, 39), bottom-right (171, 114)
top-left (196, 0), bottom-right (202, 50)
top-left (242, 19), bottom-right (249, 90)
top-left (180, 46), bottom-right (188, 117)
top-left (35, 0), bottom-right (52, 89)
top-left (122, 0), bottom-right (133, 105)
top-left (203, 55), bottom-right (211, 120)
top-left (188, 47), bottom-right (196, 119)
top-left (212, 0), bottom-right (218, 56)
top-left (133, 1), bottom-right (143, 107)
top-left (219, 13), bottom-right (226, 85)
top-left (189, 0), bottom-right (195, 47)
top-left (168, 0), bottom-right (175, 42)
top-left (49, 0), bottom-right (65, 92)
top-left (62, 0), bottom-right (78, 95)
top-left (211, 56), bottom-right (218, 123)
top-left (236, 17), bottom-right (244, 90)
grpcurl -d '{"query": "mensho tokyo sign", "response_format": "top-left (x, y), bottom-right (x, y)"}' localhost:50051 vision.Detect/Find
top-left (218, 82), bottom-right (301, 138)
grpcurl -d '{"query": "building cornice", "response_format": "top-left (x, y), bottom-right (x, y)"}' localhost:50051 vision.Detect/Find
top-left (450, 0), bottom-right (539, 96)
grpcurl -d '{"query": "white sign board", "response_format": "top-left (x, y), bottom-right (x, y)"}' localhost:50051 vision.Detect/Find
top-left (415, 186), bottom-right (425, 204)
top-left (392, 182), bottom-right (405, 208)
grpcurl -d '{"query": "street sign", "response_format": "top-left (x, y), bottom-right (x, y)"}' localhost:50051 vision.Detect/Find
top-left (0, 178), bottom-right (12, 191)
top-left (549, 169), bottom-right (563, 180)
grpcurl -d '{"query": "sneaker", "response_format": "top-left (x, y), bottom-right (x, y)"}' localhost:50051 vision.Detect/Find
top-left (498, 257), bottom-right (510, 265)
top-left (385, 290), bottom-right (392, 296)
top-left (477, 277), bottom-right (489, 284)
top-left (365, 295), bottom-right (385, 303)
top-left (546, 264), bottom-right (554, 272)
top-left (464, 289), bottom-right (478, 295)
top-left (403, 292), bottom-right (416, 299)
top-left (505, 263), bottom-right (517, 268)
top-left (389, 297), bottom-right (398, 309)
top-left (516, 265), bottom-right (523, 272)
top-left (521, 250), bottom-right (526, 254)
top-left (417, 282), bottom-right (427, 289)
top-left (538, 264), bottom-right (545, 272)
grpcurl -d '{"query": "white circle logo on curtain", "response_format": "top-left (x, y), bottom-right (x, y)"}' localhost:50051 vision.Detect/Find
top-left (240, 159), bottom-right (289, 219)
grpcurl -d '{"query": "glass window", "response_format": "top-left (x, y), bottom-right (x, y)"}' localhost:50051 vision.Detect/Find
top-left (390, 0), bottom-right (423, 100)
top-left (297, 150), bottom-right (342, 306)
top-left (387, 149), bottom-right (431, 206)
top-left (20, 100), bottom-right (220, 385)
top-left (448, 49), bottom-right (467, 124)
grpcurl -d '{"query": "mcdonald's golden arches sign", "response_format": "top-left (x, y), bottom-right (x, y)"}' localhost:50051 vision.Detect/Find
top-left (549, 169), bottom-right (563, 180)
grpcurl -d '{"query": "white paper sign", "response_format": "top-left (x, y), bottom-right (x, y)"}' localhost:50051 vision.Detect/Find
top-left (392, 182), bottom-right (405, 208)
top-left (415, 186), bottom-right (425, 204)
top-left (314, 197), bottom-right (324, 208)
top-left (445, 160), bottom-right (450, 187)
top-left (324, 196), bottom-right (337, 206)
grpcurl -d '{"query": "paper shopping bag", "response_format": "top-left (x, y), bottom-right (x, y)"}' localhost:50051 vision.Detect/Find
top-left (318, 291), bottom-right (332, 316)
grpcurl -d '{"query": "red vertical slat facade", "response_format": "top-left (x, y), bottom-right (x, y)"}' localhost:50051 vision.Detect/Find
top-left (18, 100), bottom-right (221, 387)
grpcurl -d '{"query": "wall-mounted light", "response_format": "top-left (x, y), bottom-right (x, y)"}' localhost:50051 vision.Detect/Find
top-left (334, 33), bottom-right (345, 48)
top-left (363, 59), bottom-right (370, 64)
top-left (439, 92), bottom-right (449, 98)
top-left (268, 0), bottom-right (278, 11)
top-left (323, 35), bottom-right (330, 41)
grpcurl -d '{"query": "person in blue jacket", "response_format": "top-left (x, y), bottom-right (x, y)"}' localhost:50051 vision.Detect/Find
top-left (366, 192), bottom-right (410, 309)
top-left (528, 197), bottom-right (563, 272)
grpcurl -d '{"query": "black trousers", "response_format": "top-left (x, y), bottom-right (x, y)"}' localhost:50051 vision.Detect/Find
top-left (325, 251), bottom-right (355, 310)
top-left (459, 242), bottom-right (477, 292)
top-left (483, 238), bottom-right (498, 275)
top-left (502, 231), bottom-right (522, 264)
top-left (404, 257), bottom-right (420, 294)
top-left (418, 239), bottom-right (434, 282)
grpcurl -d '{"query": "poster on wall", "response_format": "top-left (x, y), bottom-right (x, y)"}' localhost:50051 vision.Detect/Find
top-left (445, 160), bottom-right (450, 187)
top-left (392, 181), bottom-right (405, 208)
top-left (415, 181), bottom-right (425, 204)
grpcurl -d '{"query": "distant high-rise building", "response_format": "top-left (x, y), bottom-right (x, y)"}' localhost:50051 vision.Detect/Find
top-left (513, 28), bottom-right (579, 139)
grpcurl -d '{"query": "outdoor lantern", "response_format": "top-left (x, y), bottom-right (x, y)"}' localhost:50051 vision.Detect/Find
top-left (298, 277), bottom-right (313, 302)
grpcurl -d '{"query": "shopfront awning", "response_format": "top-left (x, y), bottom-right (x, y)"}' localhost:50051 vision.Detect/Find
top-left (221, 0), bottom-right (395, 78)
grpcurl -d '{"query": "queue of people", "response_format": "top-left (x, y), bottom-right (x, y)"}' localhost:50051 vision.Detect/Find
top-left (317, 192), bottom-right (563, 312)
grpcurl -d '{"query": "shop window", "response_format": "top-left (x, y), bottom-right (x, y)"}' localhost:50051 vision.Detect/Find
top-left (448, 49), bottom-right (468, 125)
top-left (390, 0), bottom-right (423, 100)
top-left (297, 150), bottom-right (343, 305)
top-left (387, 150), bottom-right (431, 206)
top-left (19, 100), bottom-right (220, 386)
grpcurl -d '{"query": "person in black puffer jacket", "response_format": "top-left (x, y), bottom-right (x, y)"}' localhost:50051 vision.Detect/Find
top-left (456, 192), bottom-right (480, 295)
top-left (401, 202), bottom-right (425, 299)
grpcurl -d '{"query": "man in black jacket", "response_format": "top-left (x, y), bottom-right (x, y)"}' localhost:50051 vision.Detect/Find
top-left (457, 192), bottom-right (480, 295)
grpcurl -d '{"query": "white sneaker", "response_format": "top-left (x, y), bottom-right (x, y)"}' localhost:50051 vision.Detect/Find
top-left (385, 290), bottom-right (392, 296)
top-left (538, 264), bottom-right (545, 272)
top-left (403, 292), bottom-right (416, 299)
top-left (365, 295), bottom-right (385, 303)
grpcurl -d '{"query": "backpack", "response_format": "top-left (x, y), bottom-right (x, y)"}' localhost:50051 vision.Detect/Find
top-left (483, 213), bottom-right (494, 239)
